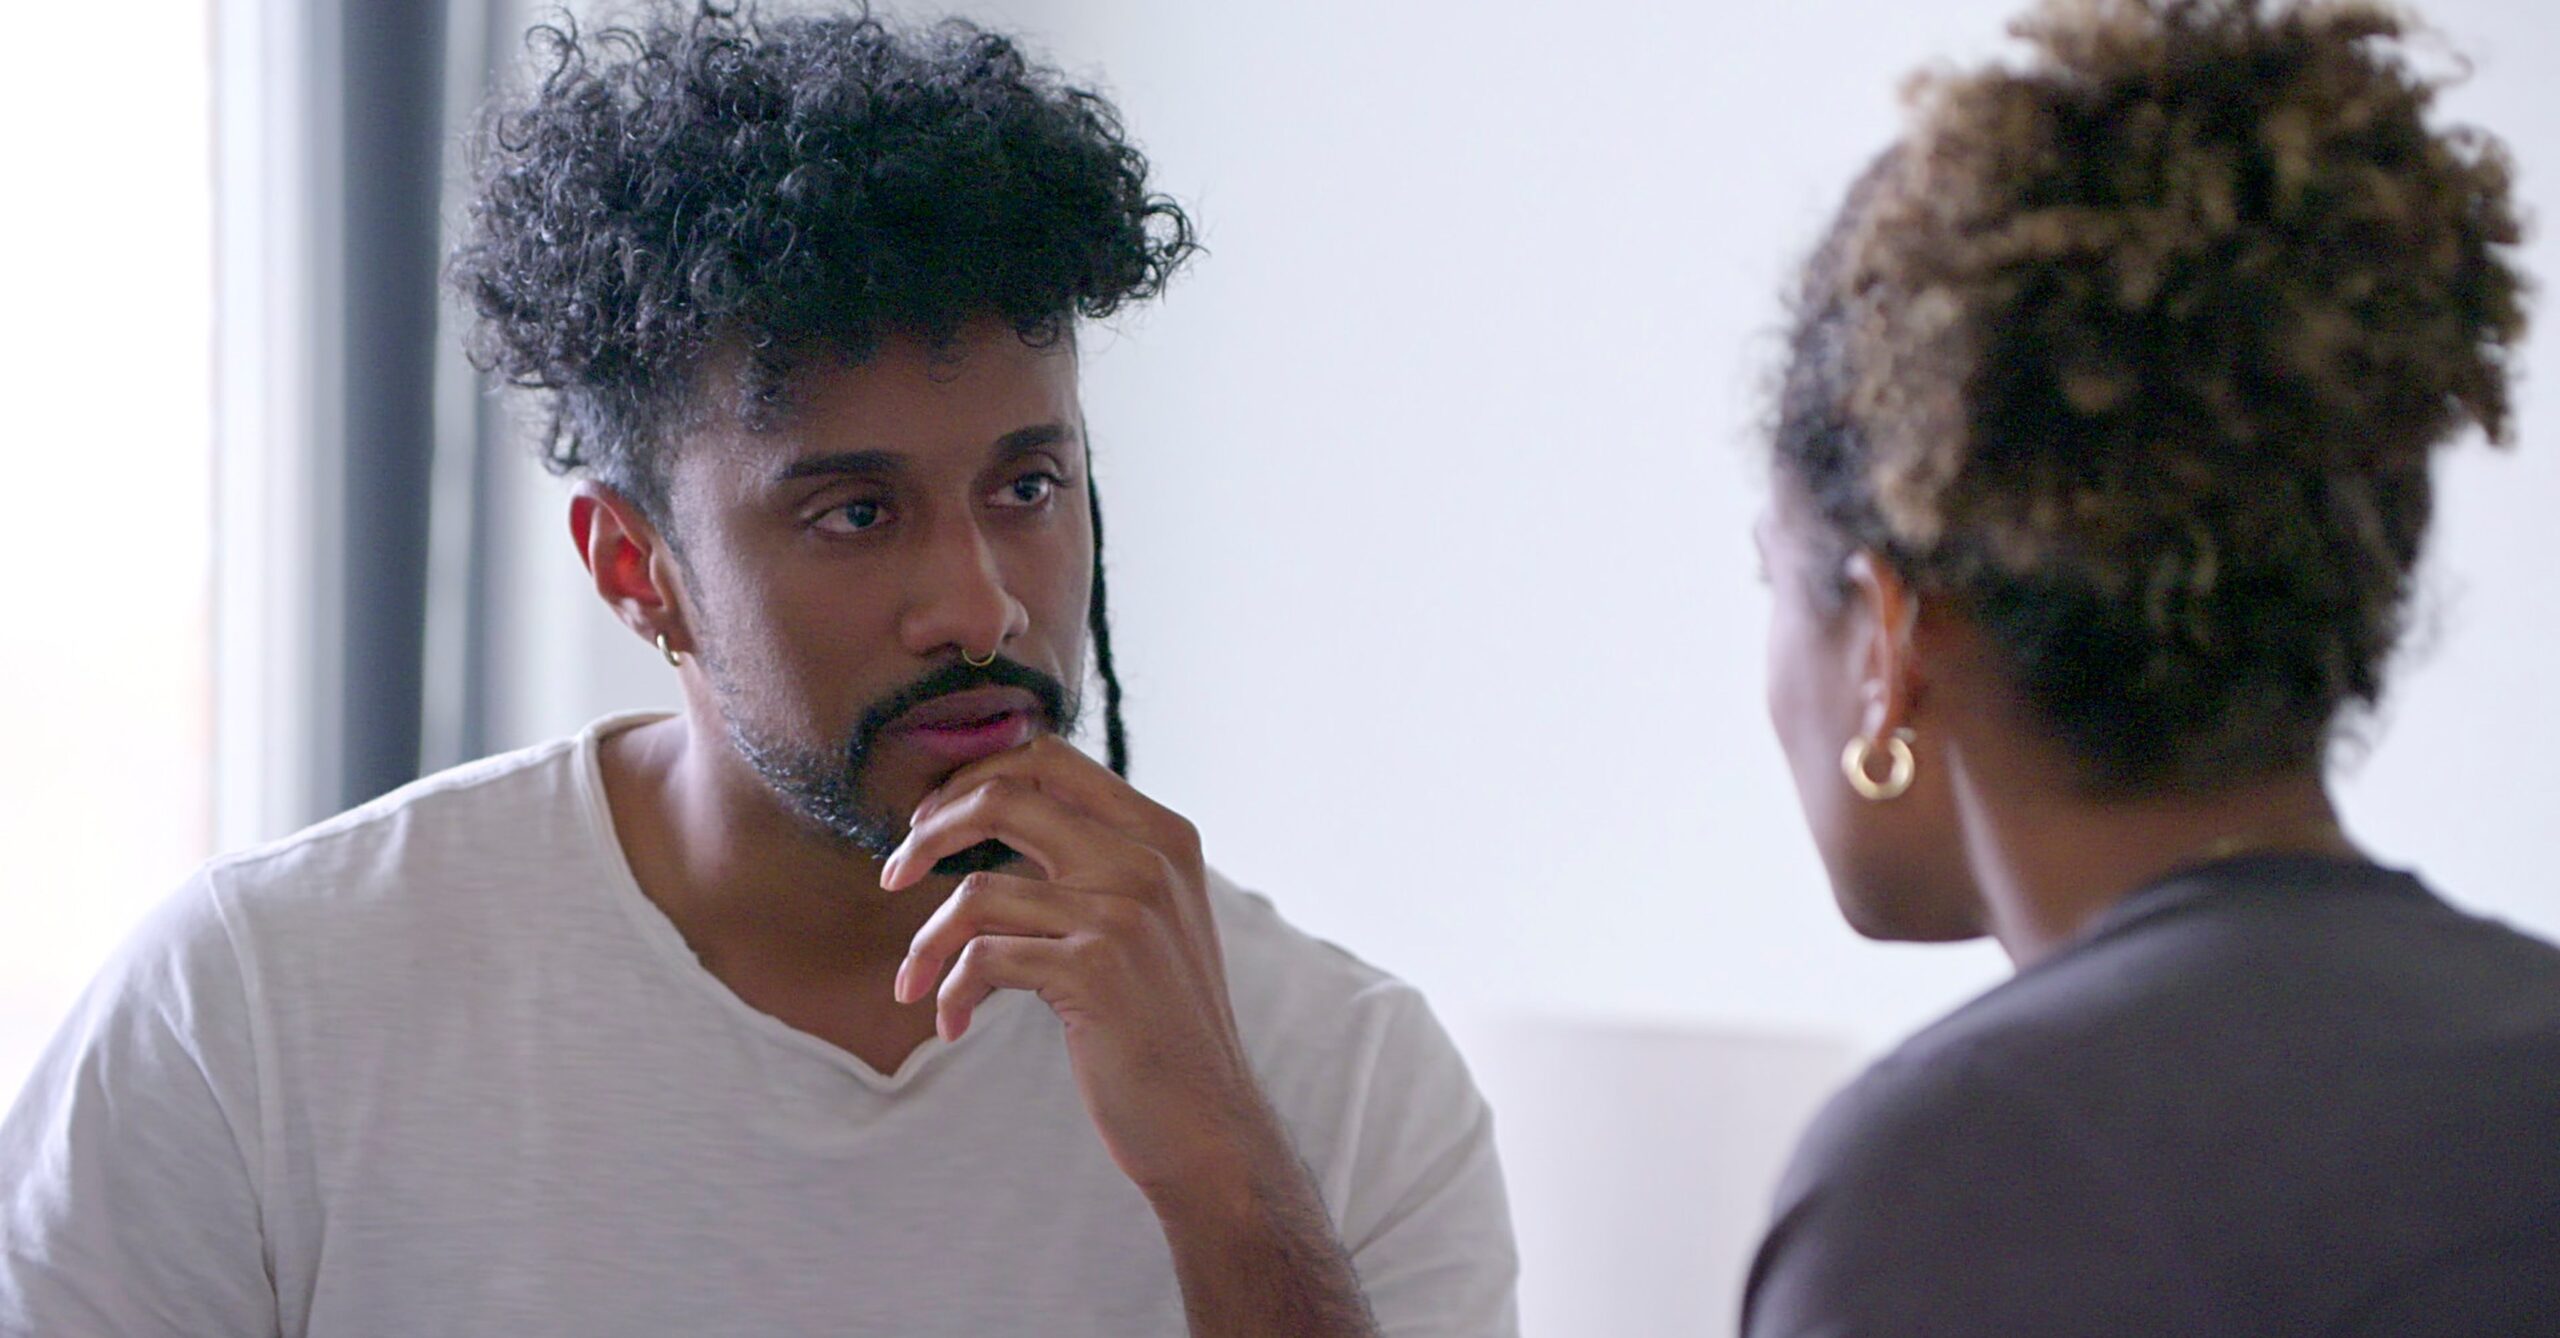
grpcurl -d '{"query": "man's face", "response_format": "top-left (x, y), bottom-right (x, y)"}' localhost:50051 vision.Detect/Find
top-left (665, 320), bottom-right (1093, 867)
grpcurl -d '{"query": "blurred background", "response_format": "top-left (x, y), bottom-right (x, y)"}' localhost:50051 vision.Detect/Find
top-left (3, 0), bottom-right (2553, 1329)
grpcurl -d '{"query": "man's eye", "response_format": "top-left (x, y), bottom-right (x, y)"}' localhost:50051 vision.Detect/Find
top-left (815, 499), bottom-right (887, 534)
top-left (996, 473), bottom-right (1058, 507)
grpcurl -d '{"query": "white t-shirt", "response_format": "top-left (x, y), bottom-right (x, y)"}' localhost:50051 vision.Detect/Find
top-left (0, 715), bottom-right (1518, 1337)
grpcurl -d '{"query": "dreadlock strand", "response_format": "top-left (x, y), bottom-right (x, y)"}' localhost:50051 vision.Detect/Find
top-left (1086, 479), bottom-right (1130, 777)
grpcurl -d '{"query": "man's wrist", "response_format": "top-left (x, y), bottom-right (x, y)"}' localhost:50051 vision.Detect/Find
top-left (1142, 1104), bottom-right (1380, 1338)
top-left (1134, 1091), bottom-right (1306, 1225)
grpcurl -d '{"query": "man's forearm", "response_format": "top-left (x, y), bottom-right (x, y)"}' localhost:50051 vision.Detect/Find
top-left (1152, 1125), bottom-right (1379, 1338)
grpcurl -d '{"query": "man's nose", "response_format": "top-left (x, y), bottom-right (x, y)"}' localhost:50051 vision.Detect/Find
top-left (898, 512), bottom-right (1029, 660)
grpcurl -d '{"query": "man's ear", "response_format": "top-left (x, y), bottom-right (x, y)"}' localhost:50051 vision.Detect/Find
top-left (1842, 550), bottom-right (1924, 740)
top-left (569, 483), bottom-right (692, 655)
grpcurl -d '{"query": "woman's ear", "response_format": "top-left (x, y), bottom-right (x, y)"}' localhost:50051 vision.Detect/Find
top-left (1842, 550), bottom-right (1924, 740)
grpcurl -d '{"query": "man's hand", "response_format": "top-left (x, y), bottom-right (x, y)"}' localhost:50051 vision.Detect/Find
top-left (880, 735), bottom-right (1378, 1336)
top-left (882, 733), bottom-right (1255, 1191)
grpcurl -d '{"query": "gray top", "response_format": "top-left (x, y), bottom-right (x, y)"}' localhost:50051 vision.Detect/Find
top-left (1744, 854), bottom-right (2560, 1337)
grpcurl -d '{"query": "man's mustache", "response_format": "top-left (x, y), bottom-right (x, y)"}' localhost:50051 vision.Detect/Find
top-left (850, 656), bottom-right (1075, 759)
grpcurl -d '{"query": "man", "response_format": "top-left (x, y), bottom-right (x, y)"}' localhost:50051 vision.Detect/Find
top-left (0, 7), bottom-right (1517, 1335)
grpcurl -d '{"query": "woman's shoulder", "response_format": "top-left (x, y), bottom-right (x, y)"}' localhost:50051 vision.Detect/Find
top-left (1751, 861), bottom-right (2560, 1333)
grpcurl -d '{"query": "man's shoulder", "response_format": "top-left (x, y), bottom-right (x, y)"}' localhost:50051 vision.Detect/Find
top-left (1205, 869), bottom-right (1416, 1018)
top-left (208, 726), bottom-right (602, 902)
top-left (1201, 870), bottom-right (1468, 1098)
top-left (187, 721), bottom-right (635, 973)
top-left (1197, 869), bottom-right (1507, 1284)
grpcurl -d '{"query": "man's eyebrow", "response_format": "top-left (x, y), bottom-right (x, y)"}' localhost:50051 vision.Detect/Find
top-left (774, 449), bottom-right (903, 484)
top-left (993, 422), bottom-right (1081, 460)
top-left (772, 424), bottom-right (1080, 484)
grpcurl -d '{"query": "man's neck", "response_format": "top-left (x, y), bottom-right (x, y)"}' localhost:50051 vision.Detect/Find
top-left (596, 713), bottom-right (955, 1065)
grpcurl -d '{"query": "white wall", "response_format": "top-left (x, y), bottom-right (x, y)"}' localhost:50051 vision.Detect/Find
top-left (1032, 0), bottom-right (2560, 1043)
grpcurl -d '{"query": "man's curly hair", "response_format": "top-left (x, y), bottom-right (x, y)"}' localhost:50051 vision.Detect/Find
top-left (450, 2), bottom-right (1198, 776)
top-left (1775, 0), bottom-right (2529, 796)
top-left (451, 1), bottom-right (1196, 522)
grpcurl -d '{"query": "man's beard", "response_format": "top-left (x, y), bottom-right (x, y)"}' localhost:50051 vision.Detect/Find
top-left (724, 655), bottom-right (1080, 878)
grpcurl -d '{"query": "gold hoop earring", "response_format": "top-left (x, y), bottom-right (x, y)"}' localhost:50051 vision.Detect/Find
top-left (961, 647), bottom-right (997, 668)
top-left (1841, 728), bottom-right (1917, 802)
top-left (656, 633), bottom-right (683, 669)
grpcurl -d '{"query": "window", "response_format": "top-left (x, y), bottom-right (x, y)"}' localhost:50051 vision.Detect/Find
top-left (0, 8), bottom-right (216, 1092)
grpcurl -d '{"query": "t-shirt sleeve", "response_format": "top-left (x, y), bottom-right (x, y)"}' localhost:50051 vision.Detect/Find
top-left (0, 873), bottom-right (280, 1338)
top-left (1740, 1051), bottom-right (2215, 1338)
top-left (1328, 985), bottom-right (1520, 1338)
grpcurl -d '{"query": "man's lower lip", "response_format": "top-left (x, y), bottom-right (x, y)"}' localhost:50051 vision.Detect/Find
top-left (895, 711), bottom-right (1038, 762)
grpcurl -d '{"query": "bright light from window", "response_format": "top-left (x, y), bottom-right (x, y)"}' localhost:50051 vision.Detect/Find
top-left (0, 8), bottom-right (215, 1094)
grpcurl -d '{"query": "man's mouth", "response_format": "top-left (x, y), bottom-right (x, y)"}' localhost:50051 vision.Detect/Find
top-left (887, 686), bottom-right (1044, 766)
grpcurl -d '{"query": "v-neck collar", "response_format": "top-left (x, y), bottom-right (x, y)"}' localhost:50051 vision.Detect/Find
top-left (566, 710), bottom-right (1023, 1093)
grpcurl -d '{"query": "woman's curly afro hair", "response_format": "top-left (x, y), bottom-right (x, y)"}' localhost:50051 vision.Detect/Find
top-left (1775, 0), bottom-right (2529, 796)
top-left (450, 1), bottom-right (1197, 523)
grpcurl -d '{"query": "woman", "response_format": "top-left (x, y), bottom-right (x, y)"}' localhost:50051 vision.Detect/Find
top-left (1744, 0), bottom-right (2555, 1332)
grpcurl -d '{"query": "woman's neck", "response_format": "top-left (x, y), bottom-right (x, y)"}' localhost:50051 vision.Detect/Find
top-left (1951, 755), bottom-right (2358, 968)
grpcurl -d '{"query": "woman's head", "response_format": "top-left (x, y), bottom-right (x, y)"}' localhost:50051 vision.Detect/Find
top-left (1763, 0), bottom-right (2528, 936)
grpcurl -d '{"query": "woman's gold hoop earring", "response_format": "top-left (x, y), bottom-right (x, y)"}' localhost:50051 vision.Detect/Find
top-left (961, 647), bottom-right (998, 668)
top-left (1841, 728), bottom-right (1917, 802)
top-left (656, 633), bottom-right (683, 669)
